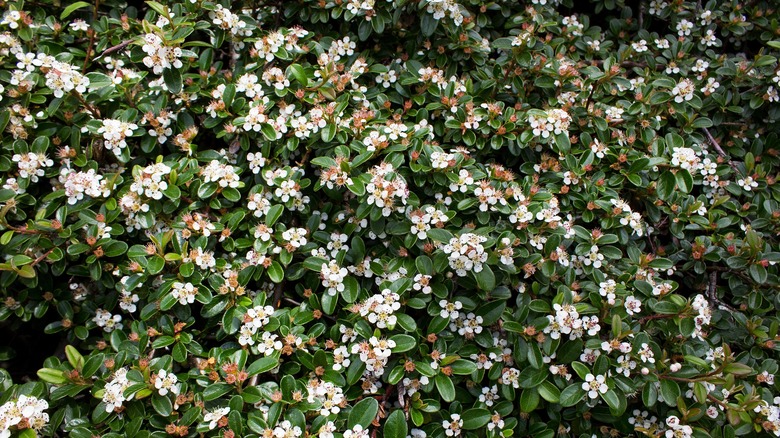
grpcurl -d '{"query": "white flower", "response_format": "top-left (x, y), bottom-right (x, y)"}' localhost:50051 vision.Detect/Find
top-left (203, 407), bottom-right (230, 430)
top-left (154, 369), bottom-right (179, 396)
top-left (442, 413), bottom-right (463, 437)
top-left (582, 373), bottom-right (608, 399)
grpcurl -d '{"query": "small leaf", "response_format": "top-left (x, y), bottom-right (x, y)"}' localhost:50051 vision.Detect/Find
top-left (383, 410), bottom-right (407, 438)
top-left (435, 374), bottom-right (456, 402)
top-left (61, 1), bottom-right (91, 19)
top-left (349, 397), bottom-right (378, 429)
top-left (461, 408), bottom-right (491, 430)
top-left (163, 68), bottom-right (182, 94)
top-left (389, 334), bottom-right (416, 353)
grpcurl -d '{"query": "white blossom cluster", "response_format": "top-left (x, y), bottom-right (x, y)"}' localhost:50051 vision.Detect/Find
top-left (754, 397), bottom-right (780, 437)
top-left (141, 33), bottom-right (183, 75)
top-left (130, 162), bottom-right (171, 200)
top-left (528, 108), bottom-right (572, 139)
top-left (101, 368), bottom-right (132, 412)
top-left (209, 5), bottom-right (251, 39)
top-left (58, 167), bottom-right (112, 205)
top-left (320, 260), bottom-right (349, 296)
top-left (171, 281), bottom-right (198, 305)
top-left (543, 303), bottom-right (600, 341)
top-left (441, 233), bottom-right (488, 276)
top-left (43, 59), bottom-right (90, 98)
top-left (425, 0), bottom-right (464, 26)
top-left (409, 206), bottom-right (448, 240)
top-left (97, 119), bottom-right (138, 157)
top-left (357, 288), bottom-right (401, 329)
top-left (306, 379), bottom-right (345, 416)
top-left (91, 308), bottom-right (122, 332)
top-left (690, 294), bottom-right (712, 340)
top-left (365, 163), bottom-right (409, 217)
top-left (200, 160), bottom-right (240, 188)
top-left (350, 336), bottom-right (395, 379)
top-left (237, 305), bottom-right (275, 346)
top-left (12, 152), bottom-right (52, 182)
top-left (0, 395), bottom-right (49, 436)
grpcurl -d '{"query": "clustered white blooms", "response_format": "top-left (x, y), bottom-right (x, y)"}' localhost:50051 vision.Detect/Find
top-left (0, 395), bottom-right (49, 436)
top-left (12, 151), bottom-right (52, 182)
top-left (441, 233), bottom-right (488, 276)
top-left (320, 260), bottom-right (349, 296)
top-left (357, 288), bottom-right (401, 329)
top-left (306, 379), bottom-right (345, 416)
top-left (209, 4), bottom-right (251, 39)
top-left (141, 33), bottom-right (183, 75)
top-left (543, 303), bottom-right (601, 341)
top-left (528, 108), bottom-right (572, 140)
top-left (408, 206), bottom-right (448, 240)
top-left (93, 308), bottom-right (123, 332)
top-left (754, 398), bottom-right (780, 437)
top-left (425, 0), bottom-right (464, 26)
top-left (59, 167), bottom-right (112, 205)
top-left (154, 369), bottom-right (179, 396)
top-left (43, 58), bottom-right (90, 98)
top-left (130, 162), bottom-right (171, 200)
top-left (350, 336), bottom-right (395, 379)
top-left (611, 198), bottom-right (645, 236)
top-left (237, 305), bottom-right (275, 346)
top-left (97, 119), bottom-right (138, 157)
top-left (690, 294), bottom-right (712, 340)
top-left (200, 160), bottom-right (241, 188)
top-left (365, 163), bottom-right (409, 217)
top-left (171, 281), bottom-right (198, 305)
top-left (664, 415), bottom-right (693, 438)
top-left (102, 368), bottom-right (133, 412)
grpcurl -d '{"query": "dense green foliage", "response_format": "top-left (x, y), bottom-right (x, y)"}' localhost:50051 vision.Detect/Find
top-left (1, 0), bottom-right (780, 437)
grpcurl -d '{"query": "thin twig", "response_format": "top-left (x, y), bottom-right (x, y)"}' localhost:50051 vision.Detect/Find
top-left (637, 313), bottom-right (677, 325)
top-left (93, 39), bottom-right (134, 62)
top-left (707, 271), bottom-right (737, 312)
top-left (81, 0), bottom-right (100, 73)
top-left (702, 127), bottom-right (739, 171)
top-left (30, 247), bottom-right (57, 267)
top-left (272, 281), bottom-right (285, 308)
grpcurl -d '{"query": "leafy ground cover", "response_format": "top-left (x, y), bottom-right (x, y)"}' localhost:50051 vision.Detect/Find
top-left (0, 0), bottom-right (780, 437)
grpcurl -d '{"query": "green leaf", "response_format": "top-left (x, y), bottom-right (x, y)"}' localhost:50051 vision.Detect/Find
top-left (435, 374), bottom-right (456, 402)
top-left (449, 359), bottom-right (477, 375)
top-left (341, 276), bottom-right (360, 303)
top-left (203, 383), bottom-right (233, 401)
top-left (389, 334), bottom-right (416, 353)
top-left (675, 169), bottom-right (693, 193)
top-left (65, 345), bottom-right (84, 371)
top-left (322, 292), bottom-right (338, 315)
top-left (247, 356), bottom-right (279, 376)
top-left (657, 171), bottom-right (677, 201)
top-left (349, 397), bottom-right (379, 429)
top-left (147, 255), bottom-right (165, 275)
top-left (61, 1), bottom-right (91, 19)
top-left (266, 204), bottom-right (284, 227)
top-left (520, 388), bottom-right (540, 412)
top-left (559, 383), bottom-right (586, 407)
top-left (474, 265), bottom-right (495, 291)
top-left (163, 68), bottom-right (182, 94)
top-left (660, 379), bottom-right (680, 406)
top-left (461, 408), bottom-right (491, 430)
top-left (383, 409), bottom-right (408, 438)
top-left (37, 368), bottom-right (68, 384)
top-left (267, 260), bottom-right (283, 283)
top-left (151, 393), bottom-right (173, 416)
top-left (601, 389), bottom-right (626, 415)
top-left (537, 380), bottom-right (560, 403)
